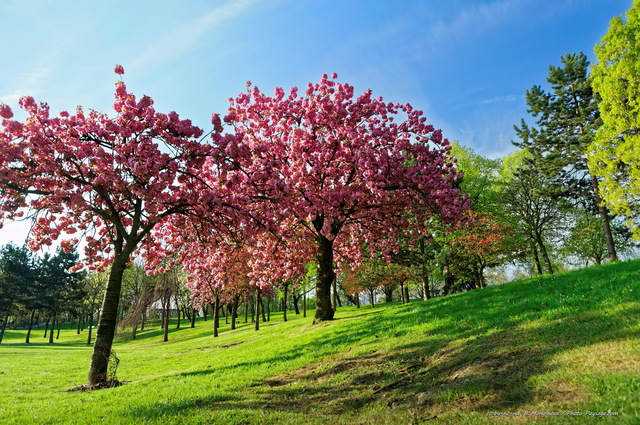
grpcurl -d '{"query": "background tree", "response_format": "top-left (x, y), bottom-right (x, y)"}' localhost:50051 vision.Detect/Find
top-left (498, 150), bottom-right (565, 275)
top-left (590, 0), bottom-right (640, 240)
top-left (514, 52), bottom-right (618, 262)
top-left (0, 244), bottom-right (36, 343)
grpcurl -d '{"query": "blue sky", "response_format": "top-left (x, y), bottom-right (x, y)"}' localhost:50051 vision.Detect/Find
top-left (0, 0), bottom-right (633, 245)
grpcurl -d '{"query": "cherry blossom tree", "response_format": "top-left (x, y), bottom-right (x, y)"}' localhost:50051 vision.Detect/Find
top-left (0, 66), bottom-right (228, 387)
top-left (214, 74), bottom-right (470, 323)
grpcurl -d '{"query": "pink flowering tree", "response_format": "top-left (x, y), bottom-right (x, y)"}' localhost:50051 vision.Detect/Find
top-left (214, 74), bottom-right (470, 323)
top-left (0, 66), bottom-right (228, 387)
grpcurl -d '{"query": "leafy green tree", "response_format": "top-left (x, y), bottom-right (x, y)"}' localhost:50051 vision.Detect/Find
top-left (0, 244), bottom-right (36, 343)
top-left (590, 1), bottom-right (640, 240)
top-left (38, 248), bottom-right (86, 344)
top-left (498, 150), bottom-right (566, 275)
top-left (514, 52), bottom-right (618, 262)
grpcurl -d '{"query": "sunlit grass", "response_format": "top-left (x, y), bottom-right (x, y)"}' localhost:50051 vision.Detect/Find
top-left (0, 260), bottom-right (638, 424)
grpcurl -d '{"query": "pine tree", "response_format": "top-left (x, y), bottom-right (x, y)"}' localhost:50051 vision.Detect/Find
top-left (514, 52), bottom-right (618, 262)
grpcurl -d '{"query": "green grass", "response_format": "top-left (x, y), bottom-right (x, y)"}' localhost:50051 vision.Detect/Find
top-left (0, 260), bottom-right (639, 424)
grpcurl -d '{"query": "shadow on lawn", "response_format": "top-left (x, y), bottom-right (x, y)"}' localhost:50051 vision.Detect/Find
top-left (121, 262), bottom-right (640, 422)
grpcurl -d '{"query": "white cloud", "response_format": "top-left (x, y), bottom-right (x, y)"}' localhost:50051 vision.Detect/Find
top-left (129, 0), bottom-right (261, 73)
top-left (479, 94), bottom-right (517, 105)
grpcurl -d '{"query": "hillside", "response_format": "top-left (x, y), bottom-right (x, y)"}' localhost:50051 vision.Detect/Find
top-left (0, 260), bottom-right (639, 424)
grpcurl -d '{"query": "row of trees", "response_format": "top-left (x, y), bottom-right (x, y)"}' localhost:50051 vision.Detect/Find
top-left (1, 2), bottom-right (639, 389)
top-left (0, 244), bottom-right (87, 344)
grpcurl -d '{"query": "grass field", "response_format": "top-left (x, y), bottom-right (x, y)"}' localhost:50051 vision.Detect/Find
top-left (0, 260), bottom-right (639, 424)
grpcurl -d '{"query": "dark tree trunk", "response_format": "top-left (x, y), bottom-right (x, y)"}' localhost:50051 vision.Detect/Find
top-left (303, 291), bottom-right (307, 317)
top-left (535, 233), bottom-right (554, 274)
top-left (175, 296), bottom-right (181, 329)
top-left (266, 298), bottom-right (271, 321)
top-left (43, 317), bottom-right (49, 338)
top-left (77, 317), bottom-right (82, 335)
top-left (87, 314), bottom-right (94, 345)
top-left (162, 296), bottom-right (170, 342)
top-left (293, 292), bottom-right (301, 315)
top-left (254, 289), bottom-right (261, 331)
top-left (231, 297), bottom-right (238, 330)
top-left (531, 243), bottom-right (543, 275)
top-left (404, 284), bottom-right (410, 303)
top-left (244, 301), bottom-right (248, 324)
top-left (190, 308), bottom-right (196, 328)
top-left (314, 232), bottom-right (335, 323)
top-left (213, 296), bottom-right (220, 338)
top-left (368, 288), bottom-right (376, 308)
top-left (282, 285), bottom-right (288, 322)
top-left (384, 286), bottom-right (394, 303)
top-left (202, 305), bottom-right (208, 322)
top-left (56, 320), bottom-right (61, 340)
top-left (0, 312), bottom-right (9, 344)
top-left (421, 270), bottom-right (431, 301)
top-left (260, 297), bottom-right (266, 322)
top-left (132, 324), bottom-right (137, 341)
top-left (331, 279), bottom-right (338, 311)
top-left (400, 282), bottom-right (406, 304)
top-left (25, 309), bottom-right (36, 343)
top-left (87, 252), bottom-right (129, 386)
top-left (49, 315), bottom-right (55, 344)
top-left (356, 292), bottom-right (360, 308)
top-left (589, 162), bottom-right (618, 262)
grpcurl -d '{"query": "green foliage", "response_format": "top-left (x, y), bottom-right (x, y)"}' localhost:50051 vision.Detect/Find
top-left (0, 260), bottom-right (638, 424)
top-left (590, 0), bottom-right (640, 239)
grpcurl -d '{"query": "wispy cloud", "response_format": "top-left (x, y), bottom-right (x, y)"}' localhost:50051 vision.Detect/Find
top-left (479, 94), bottom-right (517, 105)
top-left (129, 0), bottom-right (260, 72)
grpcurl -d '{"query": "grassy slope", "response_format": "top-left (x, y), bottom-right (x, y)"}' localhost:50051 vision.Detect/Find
top-left (0, 260), bottom-right (638, 424)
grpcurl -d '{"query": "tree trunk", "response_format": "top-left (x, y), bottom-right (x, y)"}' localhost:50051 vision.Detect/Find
top-left (162, 296), bottom-right (170, 342)
top-left (384, 286), bottom-right (394, 303)
top-left (25, 309), bottom-right (36, 344)
top-left (202, 305), bottom-right (208, 322)
top-left (531, 243), bottom-right (543, 275)
top-left (421, 269), bottom-right (431, 301)
top-left (282, 286), bottom-right (288, 322)
top-left (77, 317), bottom-right (82, 335)
top-left (368, 288), bottom-right (376, 308)
top-left (303, 291), bottom-right (307, 318)
top-left (331, 279), bottom-right (338, 311)
top-left (266, 298), bottom-right (271, 321)
top-left (400, 282), bottom-right (406, 304)
top-left (254, 289), bottom-right (261, 331)
top-left (244, 301), bottom-right (248, 324)
top-left (535, 233), bottom-right (554, 274)
top-left (260, 297), bottom-right (266, 322)
top-left (87, 314), bottom-right (94, 345)
top-left (231, 297), bottom-right (238, 330)
top-left (213, 296), bottom-right (220, 338)
top-left (314, 233), bottom-right (335, 323)
top-left (49, 315), bottom-right (55, 344)
top-left (0, 312), bottom-right (8, 344)
top-left (404, 284), bottom-right (410, 303)
top-left (190, 308), bottom-right (196, 328)
top-left (87, 252), bottom-right (128, 386)
top-left (293, 293), bottom-right (301, 315)
top-left (43, 317), bottom-right (49, 338)
top-left (588, 159), bottom-right (618, 262)
top-left (356, 292), bottom-right (360, 308)
top-left (175, 296), bottom-right (181, 329)
top-left (56, 320), bottom-right (62, 340)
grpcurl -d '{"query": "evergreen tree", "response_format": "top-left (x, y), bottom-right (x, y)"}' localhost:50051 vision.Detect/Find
top-left (514, 52), bottom-right (618, 262)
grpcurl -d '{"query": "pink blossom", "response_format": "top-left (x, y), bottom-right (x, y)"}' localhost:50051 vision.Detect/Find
top-left (0, 103), bottom-right (13, 119)
top-left (114, 64), bottom-right (125, 75)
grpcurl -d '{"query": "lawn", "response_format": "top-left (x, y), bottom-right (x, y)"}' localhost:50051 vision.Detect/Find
top-left (0, 260), bottom-right (638, 424)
